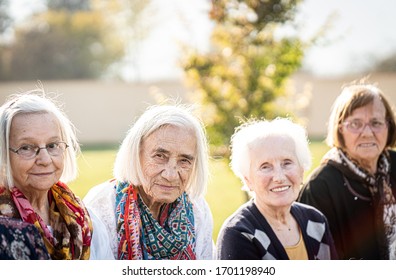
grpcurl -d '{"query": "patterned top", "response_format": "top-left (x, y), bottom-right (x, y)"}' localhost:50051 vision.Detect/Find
top-left (0, 217), bottom-right (50, 260)
top-left (216, 200), bottom-right (338, 260)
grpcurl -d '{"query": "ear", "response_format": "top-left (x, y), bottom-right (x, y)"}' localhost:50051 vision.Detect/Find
top-left (243, 176), bottom-right (253, 191)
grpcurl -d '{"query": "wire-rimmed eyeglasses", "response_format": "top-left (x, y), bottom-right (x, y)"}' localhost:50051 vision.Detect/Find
top-left (342, 119), bottom-right (388, 134)
top-left (9, 142), bottom-right (69, 159)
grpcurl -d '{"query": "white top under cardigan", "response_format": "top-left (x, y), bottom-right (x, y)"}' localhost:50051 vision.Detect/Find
top-left (83, 180), bottom-right (215, 260)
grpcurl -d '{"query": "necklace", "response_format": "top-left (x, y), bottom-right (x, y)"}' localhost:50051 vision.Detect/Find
top-left (266, 215), bottom-right (293, 232)
top-left (274, 225), bottom-right (291, 231)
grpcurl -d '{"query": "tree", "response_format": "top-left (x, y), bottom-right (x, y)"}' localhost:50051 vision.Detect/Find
top-left (47, 0), bottom-right (91, 12)
top-left (0, 0), bottom-right (153, 81)
top-left (182, 0), bottom-right (305, 151)
top-left (90, 0), bottom-right (154, 81)
top-left (1, 9), bottom-right (124, 80)
top-left (0, 1), bottom-right (124, 80)
top-left (0, 0), bottom-right (12, 34)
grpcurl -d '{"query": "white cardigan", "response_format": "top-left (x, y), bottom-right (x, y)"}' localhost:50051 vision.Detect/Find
top-left (83, 180), bottom-right (214, 259)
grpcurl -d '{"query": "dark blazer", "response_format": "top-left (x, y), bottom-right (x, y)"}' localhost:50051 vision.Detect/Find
top-left (298, 149), bottom-right (396, 259)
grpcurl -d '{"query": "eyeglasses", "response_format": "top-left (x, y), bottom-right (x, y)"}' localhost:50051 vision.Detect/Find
top-left (342, 119), bottom-right (388, 134)
top-left (9, 142), bottom-right (69, 159)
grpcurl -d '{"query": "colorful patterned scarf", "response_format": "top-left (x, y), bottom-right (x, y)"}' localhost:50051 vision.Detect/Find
top-left (323, 148), bottom-right (396, 259)
top-left (115, 181), bottom-right (196, 260)
top-left (0, 182), bottom-right (92, 260)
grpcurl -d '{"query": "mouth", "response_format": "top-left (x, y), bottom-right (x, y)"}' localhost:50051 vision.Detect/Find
top-left (31, 172), bottom-right (54, 176)
top-left (358, 143), bottom-right (377, 148)
top-left (156, 183), bottom-right (178, 190)
top-left (270, 185), bottom-right (291, 193)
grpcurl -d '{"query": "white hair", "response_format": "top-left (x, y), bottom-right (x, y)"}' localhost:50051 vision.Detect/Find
top-left (230, 118), bottom-right (312, 188)
top-left (0, 90), bottom-right (80, 188)
top-left (113, 104), bottom-right (210, 199)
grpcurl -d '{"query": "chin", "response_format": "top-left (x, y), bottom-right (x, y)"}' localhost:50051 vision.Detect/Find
top-left (156, 194), bottom-right (180, 204)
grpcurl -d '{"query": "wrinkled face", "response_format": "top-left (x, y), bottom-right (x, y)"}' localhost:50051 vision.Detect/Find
top-left (139, 125), bottom-right (197, 206)
top-left (340, 97), bottom-right (388, 170)
top-left (9, 113), bottom-right (64, 194)
top-left (244, 136), bottom-right (303, 211)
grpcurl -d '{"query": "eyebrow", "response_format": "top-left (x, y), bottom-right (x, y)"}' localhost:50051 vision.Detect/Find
top-left (348, 117), bottom-right (385, 121)
top-left (12, 136), bottom-right (61, 143)
top-left (155, 147), bottom-right (195, 161)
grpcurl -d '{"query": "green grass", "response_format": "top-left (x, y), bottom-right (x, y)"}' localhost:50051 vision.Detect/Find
top-left (69, 140), bottom-right (329, 243)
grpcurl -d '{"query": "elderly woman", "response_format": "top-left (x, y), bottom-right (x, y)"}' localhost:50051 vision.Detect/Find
top-left (298, 82), bottom-right (396, 259)
top-left (216, 118), bottom-right (337, 260)
top-left (0, 92), bottom-right (112, 260)
top-left (83, 104), bottom-right (214, 260)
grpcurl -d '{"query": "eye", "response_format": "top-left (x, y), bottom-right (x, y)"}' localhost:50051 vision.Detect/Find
top-left (350, 120), bottom-right (363, 129)
top-left (46, 142), bottom-right (59, 149)
top-left (282, 159), bottom-right (295, 168)
top-left (260, 163), bottom-right (271, 170)
top-left (153, 153), bottom-right (166, 160)
top-left (371, 120), bottom-right (384, 128)
top-left (180, 158), bottom-right (193, 167)
top-left (19, 144), bottom-right (35, 151)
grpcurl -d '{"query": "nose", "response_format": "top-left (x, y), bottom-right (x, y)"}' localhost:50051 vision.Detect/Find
top-left (361, 123), bottom-right (375, 135)
top-left (272, 166), bottom-right (286, 183)
top-left (35, 148), bottom-right (52, 165)
top-left (161, 161), bottom-right (180, 181)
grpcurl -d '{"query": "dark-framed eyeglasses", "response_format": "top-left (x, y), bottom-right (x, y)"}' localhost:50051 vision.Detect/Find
top-left (9, 142), bottom-right (69, 159)
top-left (342, 119), bottom-right (388, 134)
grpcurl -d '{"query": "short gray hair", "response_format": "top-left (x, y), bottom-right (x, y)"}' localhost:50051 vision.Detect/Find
top-left (0, 90), bottom-right (80, 188)
top-left (113, 104), bottom-right (210, 199)
top-left (230, 118), bottom-right (312, 188)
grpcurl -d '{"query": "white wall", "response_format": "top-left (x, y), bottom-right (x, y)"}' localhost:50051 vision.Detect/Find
top-left (1, 73), bottom-right (395, 144)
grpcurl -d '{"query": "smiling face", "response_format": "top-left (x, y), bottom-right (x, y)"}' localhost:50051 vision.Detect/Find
top-left (9, 113), bottom-right (64, 195)
top-left (340, 97), bottom-right (388, 172)
top-left (139, 125), bottom-right (197, 209)
top-left (244, 135), bottom-right (304, 212)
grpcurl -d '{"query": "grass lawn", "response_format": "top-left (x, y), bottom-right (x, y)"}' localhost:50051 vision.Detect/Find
top-left (69, 140), bottom-right (329, 244)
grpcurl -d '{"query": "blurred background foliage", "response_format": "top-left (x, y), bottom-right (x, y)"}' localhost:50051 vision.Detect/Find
top-left (0, 0), bottom-right (153, 80)
top-left (182, 0), bottom-right (306, 152)
top-left (1, 0), bottom-right (395, 83)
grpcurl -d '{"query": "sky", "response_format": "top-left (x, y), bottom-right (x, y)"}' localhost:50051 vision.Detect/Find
top-left (296, 0), bottom-right (396, 77)
top-left (9, 0), bottom-right (396, 81)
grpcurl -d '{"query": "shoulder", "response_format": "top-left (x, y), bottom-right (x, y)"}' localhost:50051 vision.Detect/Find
top-left (219, 200), bottom-right (260, 233)
top-left (306, 162), bottom-right (343, 183)
top-left (83, 179), bottom-right (116, 205)
top-left (87, 208), bottom-right (115, 260)
top-left (389, 149), bottom-right (396, 165)
top-left (389, 150), bottom-right (396, 182)
top-left (291, 202), bottom-right (327, 221)
top-left (191, 195), bottom-right (210, 210)
top-left (191, 195), bottom-right (213, 227)
top-left (189, 195), bottom-right (214, 259)
top-left (300, 162), bottom-right (344, 197)
top-left (83, 180), bottom-right (118, 258)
